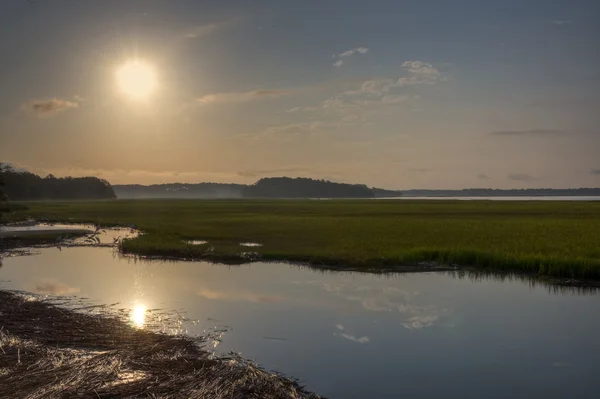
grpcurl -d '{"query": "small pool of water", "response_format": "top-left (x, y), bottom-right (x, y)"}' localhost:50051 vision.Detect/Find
top-left (185, 240), bottom-right (208, 245)
top-left (0, 223), bottom-right (137, 244)
top-left (1, 244), bottom-right (599, 398)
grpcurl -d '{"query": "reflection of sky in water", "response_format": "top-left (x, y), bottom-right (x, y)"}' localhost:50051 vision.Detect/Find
top-left (1, 247), bottom-right (600, 398)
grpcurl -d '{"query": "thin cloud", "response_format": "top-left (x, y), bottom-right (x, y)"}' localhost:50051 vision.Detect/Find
top-left (490, 129), bottom-right (568, 136)
top-left (23, 98), bottom-right (79, 117)
top-left (184, 18), bottom-right (240, 39)
top-left (408, 168), bottom-right (431, 173)
top-left (197, 89), bottom-right (293, 105)
top-left (238, 167), bottom-right (310, 178)
top-left (508, 173), bottom-right (537, 182)
top-left (591, 169), bottom-right (600, 175)
top-left (552, 20), bottom-right (571, 26)
top-left (332, 47), bottom-right (369, 67)
top-left (397, 61), bottom-right (443, 86)
top-left (338, 47), bottom-right (369, 57)
top-left (477, 174), bottom-right (490, 180)
top-left (260, 121), bottom-right (337, 136)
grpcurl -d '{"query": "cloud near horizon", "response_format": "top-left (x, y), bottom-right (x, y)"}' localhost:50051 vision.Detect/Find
top-left (490, 129), bottom-right (568, 136)
top-left (184, 18), bottom-right (240, 39)
top-left (508, 173), bottom-right (537, 182)
top-left (197, 89), bottom-right (293, 105)
top-left (238, 166), bottom-right (310, 178)
top-left (23, 98), bottom-right (79, 117)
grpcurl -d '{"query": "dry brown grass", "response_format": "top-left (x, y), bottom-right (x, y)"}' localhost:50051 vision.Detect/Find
top-left (0, 290), bottom-right (322, 399)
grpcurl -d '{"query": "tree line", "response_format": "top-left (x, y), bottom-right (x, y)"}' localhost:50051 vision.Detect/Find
top-left (0, 164), bottom-right (116, 201)
top-left (243, 177), bottom-right (375, 198)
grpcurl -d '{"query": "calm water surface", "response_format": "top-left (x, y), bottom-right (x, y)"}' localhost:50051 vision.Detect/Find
top-left (394, 196), bottom-right (600, 201)
top-left (1, 244), bottom-right (599, 398)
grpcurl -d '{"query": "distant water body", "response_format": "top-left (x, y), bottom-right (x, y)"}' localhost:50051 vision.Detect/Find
top-left (389, 196), bottom-right (600, 201)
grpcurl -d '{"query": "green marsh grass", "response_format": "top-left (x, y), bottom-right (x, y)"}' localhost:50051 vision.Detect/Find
top-left (5, 199), bottom-right (600, 279)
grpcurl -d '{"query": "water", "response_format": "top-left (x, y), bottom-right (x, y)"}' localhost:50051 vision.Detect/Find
top-left (1, 246), bottom-right (599, 398)
top-left (393, 196), bottom-right (600, 201)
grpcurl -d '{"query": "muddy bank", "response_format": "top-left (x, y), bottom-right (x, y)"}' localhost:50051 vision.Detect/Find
top-left (0, 290), bottom-right (321, 398)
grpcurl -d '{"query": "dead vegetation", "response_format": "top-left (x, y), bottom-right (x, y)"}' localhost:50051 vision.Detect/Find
top-left (0, 290), bottom-right (322, 399)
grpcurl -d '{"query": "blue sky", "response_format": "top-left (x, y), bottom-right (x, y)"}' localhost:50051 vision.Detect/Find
top-left (0, 0), bottom-right (599, 188)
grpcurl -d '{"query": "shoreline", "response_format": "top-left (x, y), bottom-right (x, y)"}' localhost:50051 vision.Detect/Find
top-left (0, 289), bottom-right (321, 398)
top-left (2, 231), bottom-right (599, 289)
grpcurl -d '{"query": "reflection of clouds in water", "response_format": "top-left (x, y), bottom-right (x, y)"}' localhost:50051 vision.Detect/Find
top-left (335, 324), bottom-right (370, 344)
top-left (197, 288), bottom-right (283, 303)
top-left (403, 314), bottom-right (440, 330)
top-left (32, 279), bottom-right (80, 295)
top-left (302, 280), bottom-right (448, 330)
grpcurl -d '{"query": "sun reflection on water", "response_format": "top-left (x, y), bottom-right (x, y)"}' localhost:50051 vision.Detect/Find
top-left (130, 304), bottom-right (147, 328)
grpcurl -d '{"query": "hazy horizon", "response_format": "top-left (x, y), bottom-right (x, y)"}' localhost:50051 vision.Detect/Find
top-left (1, 0), bottom-right (599, 189)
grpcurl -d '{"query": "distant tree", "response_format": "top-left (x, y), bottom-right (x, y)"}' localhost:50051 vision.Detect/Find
top-left (0, 164), bottom-right (6, 200)
top-left (0, 167), bottom-right (116, 201)
top-left (0, 163), bottom-right (9, 219)
top-left (242, 177), bottom-right (375, 198)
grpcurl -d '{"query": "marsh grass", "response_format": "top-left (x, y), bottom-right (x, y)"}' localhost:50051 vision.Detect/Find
top-left (0, 290), bottom-right (321, 398)
top-left (5, 199), bottom-right (600, 280)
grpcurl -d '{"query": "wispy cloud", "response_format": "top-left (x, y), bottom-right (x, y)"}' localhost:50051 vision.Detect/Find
top-left (335, 324), bottom-right (370, 344)
top-left (184, 18), bottom-right (240, 39)
top-left (552, 20), bottom-right (571, 26)
top-left (23, 97), bottom-right (79, 117)
top-left (317, 60), bottom-right (443, 115)
top-left (197, 89), bottom-right (293, 105)
top-left (238, 167), bottom-right (310, 178)
top-left (508, 173), bottom-right (537, 182)
top-left (490, 129), bottom-right (568, 136)
top-left (258, 121), bottom-right (338, 136)
top-left (477, 174), bottom-right (490, 180)
top-left (332, 47), bottom-right (369, 67)
top-left (408, 168), bottom-right (431, 173)
top-left (591, 169), bottom-right (600, 175)
top-left (397, 61), bottom-right (442, 86)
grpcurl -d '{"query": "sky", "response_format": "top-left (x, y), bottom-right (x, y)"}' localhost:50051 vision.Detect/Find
top-left (0, 0), bottom-right (599, 189)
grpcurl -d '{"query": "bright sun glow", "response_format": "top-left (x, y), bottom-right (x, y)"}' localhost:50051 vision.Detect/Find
top-left (116, 60), bottom-right (157, 100)
top-left (130, 304), bottom-right (147, 328)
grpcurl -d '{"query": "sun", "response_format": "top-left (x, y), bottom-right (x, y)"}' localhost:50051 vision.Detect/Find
top-left (116, 60), bottom-right (157, 100)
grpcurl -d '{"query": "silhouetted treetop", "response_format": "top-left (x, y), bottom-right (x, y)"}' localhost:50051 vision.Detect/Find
top-left (0, 165), bottom-right (116, 200)
top-left (242, 177), bottom-right (375, 198)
